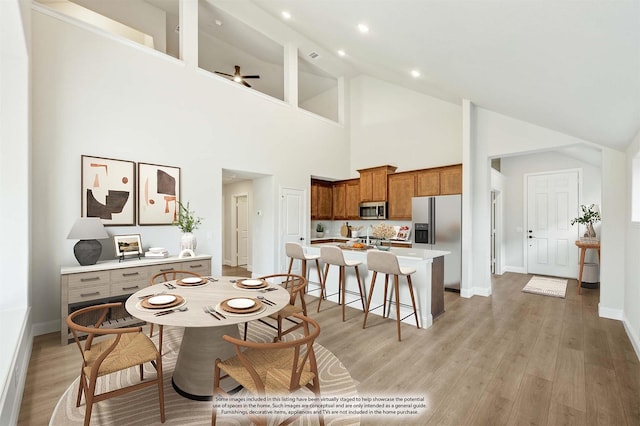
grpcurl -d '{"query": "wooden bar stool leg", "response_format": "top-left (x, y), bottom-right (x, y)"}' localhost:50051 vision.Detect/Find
top-left (363, 271), bottom-right (378, 329)
top-left (354, 265), bottom-right (366, 310)
top-left (317, 263), bottom-right (330, 312)
top-left (382, 274), bottom-right (390, 318)
top-left (394, 275), bottom-right (401, 341)
top-left (406, 275), bottom-right (420, 329)
top-left (340, 266), bottom-right (346, 321)
top-left (286, 258), bottom-right (294, 289)
top-left (315, 259), bottom-right (323, 287)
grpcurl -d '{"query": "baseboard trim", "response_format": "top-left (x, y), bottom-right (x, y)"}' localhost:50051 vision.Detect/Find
top-left (503, 266), bottom-right (526, 274)
top-left (623, 316), bottom-right (640, 362)
top-left (32, 318), bottom-right (59, 336)
top-left (460, 286), bottom-right (492, 298)
top-left (598, 304), bottom-right (624, 320)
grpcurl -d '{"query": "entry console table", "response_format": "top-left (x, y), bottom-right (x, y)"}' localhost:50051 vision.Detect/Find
top-left (60, 254), bottom-right (211, 344)
top-left (575, 240), bottom-right (600, 295)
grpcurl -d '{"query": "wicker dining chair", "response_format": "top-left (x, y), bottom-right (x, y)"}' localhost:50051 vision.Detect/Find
top-left (243, 273), bottom-right (308, 342)
top-left (212, 313), bottom-right (324, 426)
top-left (66, 302), bottom-right (165, 426)
top-left (149, 270), bottom-right (203, 353)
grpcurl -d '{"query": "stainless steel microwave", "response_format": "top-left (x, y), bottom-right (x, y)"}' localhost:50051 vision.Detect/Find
top-left (359, 201), bottom-right (387, 220)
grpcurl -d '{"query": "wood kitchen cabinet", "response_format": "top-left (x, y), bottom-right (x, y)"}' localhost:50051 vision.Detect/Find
top-left (358, 165), bottom-right (397, 202)
top-left (415, 169), bottom-right (440, 197)
top-left (311, 180), bottom-right (333, 220)
top-left (332, 179), bottom-right (359, 220)
top-left (387, 171), bottom-right (416, 220)
top-left (440, 165), bottom-right (462, 195)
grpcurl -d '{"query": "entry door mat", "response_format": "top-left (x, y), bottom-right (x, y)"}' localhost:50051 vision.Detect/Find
top-left (522, 275), bottom-right (568, 298)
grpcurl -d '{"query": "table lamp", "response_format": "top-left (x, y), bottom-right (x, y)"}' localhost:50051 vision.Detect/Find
top-left (67, 217), bottom-right (109, 265)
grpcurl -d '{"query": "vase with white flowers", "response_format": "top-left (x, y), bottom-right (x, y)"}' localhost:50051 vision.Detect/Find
top-left (371, 222), bottom-right (396, 251)
top-left (571, 204), bottom-right (600, 241)
top-left (174, 201), bottom-right (203, 252)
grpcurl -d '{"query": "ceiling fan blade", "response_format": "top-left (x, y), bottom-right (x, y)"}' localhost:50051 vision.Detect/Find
top-left (242, 80), bottom-right (252, 88)
top-left (241, 75), bottom-right (260, 79)
top-left (215, 71), bottom-right (234, 77)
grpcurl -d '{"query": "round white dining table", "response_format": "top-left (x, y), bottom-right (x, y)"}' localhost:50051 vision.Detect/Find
top-left (125, 275), bottom-right (290, 400)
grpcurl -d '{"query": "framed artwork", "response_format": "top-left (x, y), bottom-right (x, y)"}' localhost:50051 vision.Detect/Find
top-left (81, 155), bottom-right (135, 226)
top-left (113, 234), bottom-right (143, 257)
top-left (138, 162), bottom-right (181, 225)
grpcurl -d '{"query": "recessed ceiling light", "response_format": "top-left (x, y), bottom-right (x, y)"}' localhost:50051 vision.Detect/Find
top-left (337, 49), bottom-right (346, 57)
top-left (357, 23), bottom-right (369, 33)
top-left (282, 11), bottom-right (292, 20)
top-left (411, 70), bottom-right (421, 78)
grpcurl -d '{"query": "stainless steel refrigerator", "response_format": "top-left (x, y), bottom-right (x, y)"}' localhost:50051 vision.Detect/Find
top-left (411, 195), bottom-right (462, 292)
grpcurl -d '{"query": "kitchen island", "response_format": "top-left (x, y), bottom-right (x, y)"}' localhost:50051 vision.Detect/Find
top-left (304, 244), bottom-right (449, 329)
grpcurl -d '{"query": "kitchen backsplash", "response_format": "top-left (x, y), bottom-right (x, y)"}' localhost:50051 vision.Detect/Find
top-left (311, 220), bottom-right (412, 240)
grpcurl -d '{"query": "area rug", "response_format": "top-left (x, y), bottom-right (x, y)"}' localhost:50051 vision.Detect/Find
top-left (522, 275), bottom-right (568, 298)
top-left (50, 322), bottom-right (359, 425)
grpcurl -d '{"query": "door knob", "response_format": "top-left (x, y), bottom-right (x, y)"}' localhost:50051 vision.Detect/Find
top-left (528, 236), bottom-right (533, 239)
top-left (528, 230), bottom-right (533, 233)
top-left (299, 237), bottom-right (304, 241)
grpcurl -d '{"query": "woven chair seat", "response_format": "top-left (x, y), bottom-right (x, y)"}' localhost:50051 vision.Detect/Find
top-left (217, 347), bottom-right (316, 394)
top-left (83, 332), bottom-right (158, 378)
top-left (269, 304), bottom-right (303, 320)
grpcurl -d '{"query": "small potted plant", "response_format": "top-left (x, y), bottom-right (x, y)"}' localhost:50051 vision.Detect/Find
top-left (174, 201), bottom-right (203, 251)
top-left (571, 204), bottom-right (600, 240)
top-left (315, 223), bottom-right (325, 238)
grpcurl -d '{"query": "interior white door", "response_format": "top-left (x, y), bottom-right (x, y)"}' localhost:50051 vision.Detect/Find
top-left (235, 195), bottom-right (248, 266)
top-left (280, 187), bottom-right (306, 273)
top-left (526, 171), bottom-right (579, 277)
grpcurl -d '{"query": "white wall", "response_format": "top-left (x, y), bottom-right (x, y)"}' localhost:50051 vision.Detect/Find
top-left (625, 130), bottom-right (640, 357)
top-left (349, 75), bottom-right (462, 175)
top-left (500, 151), bottom-right (602, 271)
top-left (0, 0), bottom-right (31, 423)
top-left (30, 7), bottom-right (350, 332)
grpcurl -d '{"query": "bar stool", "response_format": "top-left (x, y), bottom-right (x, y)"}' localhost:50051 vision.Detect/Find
top-left (285, 242), bottom-right (323, 289)
top-left (317, 245), bottom-right (366, 321)
top-left (363, 250), bottom-right (420, 341)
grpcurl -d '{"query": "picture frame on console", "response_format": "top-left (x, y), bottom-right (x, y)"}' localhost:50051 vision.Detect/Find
top-left (138, 162), bottom-right (181, 225)
top-left (81, 155), bottom-right (136, 226)
top-left (113, 234), bottom-right (143, 261)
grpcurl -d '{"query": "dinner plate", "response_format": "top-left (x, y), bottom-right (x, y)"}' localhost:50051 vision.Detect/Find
top-left (240, 279), bottom-right (264, 287)
top-left (181, 277), bottom-right (202, 284)
top-left (148, 295), bottom-right (177, 305)
top-left (227, 298), bottom-right (256, 309)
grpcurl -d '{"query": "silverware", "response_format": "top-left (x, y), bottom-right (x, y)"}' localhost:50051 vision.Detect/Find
top-left (203, 306), bottom-right (220, 319)
top-left (229, 279), bottom-right (237, 283)
top-left (154, 306), bottom-right (188, 316)
top-left (138, 290), bottom-right (166, 300)
top-left (206, 277), bottom-right (218, 282)
top-left (163, 283), bottom-right (176, 289)
top-left (208, 305), bottom-right (226, 319)
top-left (257, 296), bottom-right (274, 306)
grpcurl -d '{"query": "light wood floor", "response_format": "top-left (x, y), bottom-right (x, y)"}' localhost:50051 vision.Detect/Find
top-left (18, 273), bottom-right (640, 425)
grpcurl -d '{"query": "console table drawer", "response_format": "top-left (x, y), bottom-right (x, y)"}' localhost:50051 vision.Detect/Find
top-left (147, 264), bottom-right (181, 278)
top-left (110, 282), bottom-right (144, 297)
top-left (181, 260), bottom-right (211, 275)
top-left (67, 271), bottom-right (110, 287)
top-left (68, 284), bottom-right (110, 303)
top-left (110, 267), bottom-right (148, 283)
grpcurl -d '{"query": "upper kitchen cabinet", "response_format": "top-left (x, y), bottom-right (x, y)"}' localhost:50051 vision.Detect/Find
top-left (311, 180), bottom-right (333, 220)
top-left (415, 169), bottom-right (440, 197)
top-left (332, 179), bottom-right (360, 220)
top-left (358, 165), bottom-right (397, 202)
top-left (387, 172), bottom-right (416, 220)
top-left (439, 165), bottom-right (462, 195)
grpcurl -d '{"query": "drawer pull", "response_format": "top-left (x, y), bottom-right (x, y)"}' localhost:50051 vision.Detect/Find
top-left (80, 291), bottom-right (101, 297)
top-left (189, 264), bottom-right (202, 268)
top-left (122, 285), bottom-right (140, 291)
top-left (159, 268), bottom-right (175, 272)
top-left (122, 272), bottom-right (140, 277)
top-left (80, 277), bottom-right (101, 282)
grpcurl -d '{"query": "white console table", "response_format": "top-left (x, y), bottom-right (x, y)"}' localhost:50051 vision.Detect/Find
top-left (60, 254), bottom-right (211, 345)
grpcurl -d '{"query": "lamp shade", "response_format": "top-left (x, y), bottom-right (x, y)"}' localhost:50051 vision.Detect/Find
top-left (67, 217), bottom-right (108, 240)
top-left (67, 217), bottom-right (108, 266)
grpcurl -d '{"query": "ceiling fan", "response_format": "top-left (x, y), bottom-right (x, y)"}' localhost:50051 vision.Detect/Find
top-left (214, 65), bottom-right (260, 87)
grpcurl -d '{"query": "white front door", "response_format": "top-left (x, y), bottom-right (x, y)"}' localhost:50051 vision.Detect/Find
top-left (526, 171), bottom-right (579, 277)
top-left (280, 187), bottom-right (306, 273)
top-left (235, 195), bottom-right (248, 266)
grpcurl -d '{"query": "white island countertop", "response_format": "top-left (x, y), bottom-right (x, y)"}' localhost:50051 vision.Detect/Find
top-left (304, 244), bottom-right (449, 328)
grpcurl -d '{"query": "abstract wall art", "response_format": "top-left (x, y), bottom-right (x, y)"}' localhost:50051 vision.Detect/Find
top-left (81, 155), bottom-right (135, 226)
top-left (138, 162), bottom-right (181, 225)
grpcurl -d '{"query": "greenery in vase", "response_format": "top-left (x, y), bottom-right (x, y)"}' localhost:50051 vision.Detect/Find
top-left (174, 201), bottom-right (203, 233)
top-left (570, 204), bottom-right (601, 226)
top-left (316, 223), bottom-right (325, 232)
